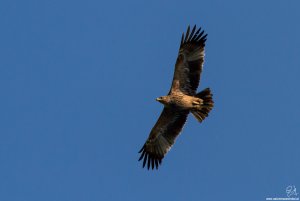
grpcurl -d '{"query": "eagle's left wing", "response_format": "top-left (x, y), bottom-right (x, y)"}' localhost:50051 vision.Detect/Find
top-left (138, 107), bottom-right (189, 170)
top-left (169, 25), bottom-right (207, 95)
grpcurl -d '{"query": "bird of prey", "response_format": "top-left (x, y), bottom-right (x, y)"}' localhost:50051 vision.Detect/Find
top-left (138, 25), bottom-right (214, 170)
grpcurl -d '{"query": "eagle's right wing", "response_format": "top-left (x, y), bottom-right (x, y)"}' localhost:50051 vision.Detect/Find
top-left (169, 25), bottom-right (207, 95)
top-left (138, 107), bottom-right (189, 170)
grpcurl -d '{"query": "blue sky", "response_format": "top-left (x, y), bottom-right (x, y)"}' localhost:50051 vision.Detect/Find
top-left (0, 0), bottom-right (299, 201)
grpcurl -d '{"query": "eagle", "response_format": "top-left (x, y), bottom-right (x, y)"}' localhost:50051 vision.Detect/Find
top-left (138, 25), bottom-right (214, 170)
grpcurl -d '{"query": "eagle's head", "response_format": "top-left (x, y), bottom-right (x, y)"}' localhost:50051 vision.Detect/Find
top-left (156, 96), bottom-right (170, 105)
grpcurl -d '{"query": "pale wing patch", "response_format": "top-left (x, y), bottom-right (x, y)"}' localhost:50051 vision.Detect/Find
top-left (187, 47), bottom-right (205, 62)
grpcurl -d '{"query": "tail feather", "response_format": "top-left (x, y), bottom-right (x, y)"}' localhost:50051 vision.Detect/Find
top-left (192, 88), bottom-right (214, 122)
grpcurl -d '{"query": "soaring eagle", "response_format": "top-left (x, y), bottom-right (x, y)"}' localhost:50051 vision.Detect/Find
top-left (138, 25), bottom-right (214, 170)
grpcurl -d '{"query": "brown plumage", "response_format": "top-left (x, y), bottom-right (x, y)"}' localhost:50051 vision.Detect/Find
top-left (138, 25), bottom-right (214, 170)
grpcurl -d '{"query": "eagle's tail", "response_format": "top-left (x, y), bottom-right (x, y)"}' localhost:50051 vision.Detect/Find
top-left (191, 88), bottom-right (214, 122)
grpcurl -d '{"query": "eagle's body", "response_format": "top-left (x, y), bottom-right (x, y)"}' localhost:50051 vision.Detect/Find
top-left (138, 25), bottom-right (214, 170)
top-left (158, 92), bottom-right (203, 110)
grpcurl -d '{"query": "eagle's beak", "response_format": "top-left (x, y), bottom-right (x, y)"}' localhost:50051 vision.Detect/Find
top-left (156, 97), bottom-right (162, 102)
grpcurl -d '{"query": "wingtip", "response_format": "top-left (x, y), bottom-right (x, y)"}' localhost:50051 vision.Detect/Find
top-left (147, 156), bottom-right (151, 170)
top-left (138, 147), bottom-right (163, 170)
top-left (180, 33), bottom-right (184, 46)
top-left (155, 159), bottom-right (158, 169)
top-left (138, 150), bottom-right (145, 161)
top-left (181, 25), bottom-right (207, 46)
top-left (138, 145), bottom-right (144, 153)
top-left (188, 25), bottom-right (197, 42)
top-left (142, 153), bottom-right (148, 168)
top-left (184, 25), bottom-right (191, 43)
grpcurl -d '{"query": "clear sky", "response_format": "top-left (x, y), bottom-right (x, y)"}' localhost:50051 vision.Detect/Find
top-left (0, 0), bottom-right (299, 201)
